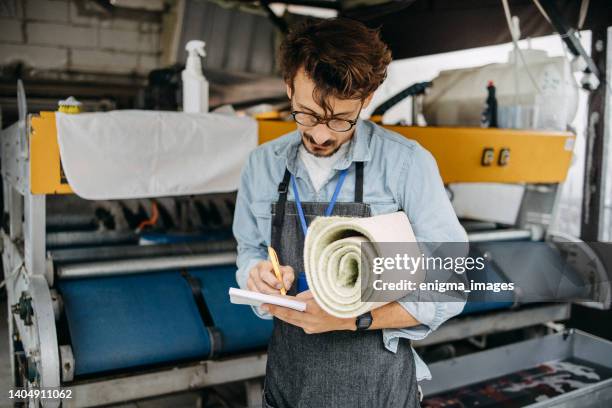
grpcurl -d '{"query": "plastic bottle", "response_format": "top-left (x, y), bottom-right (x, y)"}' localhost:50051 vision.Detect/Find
top-left (182, 40), bottom-right (209, 113)
top-left (480, 81), bottom-right (498, 128)
top-left (58, 96), bottom-right (82, 114)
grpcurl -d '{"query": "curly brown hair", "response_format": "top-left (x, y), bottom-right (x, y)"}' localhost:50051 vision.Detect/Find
top-left (279, 18), bottom-right (392, 115)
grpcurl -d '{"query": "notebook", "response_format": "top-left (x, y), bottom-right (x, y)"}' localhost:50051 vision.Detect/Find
top-left (228, 287), bottom-right (307, 312)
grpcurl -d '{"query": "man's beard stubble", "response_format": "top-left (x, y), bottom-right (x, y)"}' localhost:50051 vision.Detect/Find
top-left (301, 132), bottom-right (341, 157)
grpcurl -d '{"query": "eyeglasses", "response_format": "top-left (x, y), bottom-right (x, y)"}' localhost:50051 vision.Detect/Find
top-left (290, 102), bottom-right (363, 132)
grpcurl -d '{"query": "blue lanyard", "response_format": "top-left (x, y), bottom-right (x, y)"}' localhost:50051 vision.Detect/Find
top-left (291, 168), bottom-right (349, 237)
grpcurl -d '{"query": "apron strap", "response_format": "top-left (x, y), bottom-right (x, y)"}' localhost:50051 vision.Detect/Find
top-left (355, 161), bottom-right (364, 203)
top-left (273, 161), bottom-right (363, 244)
top-left (272, 168), bottom-right (291, 250)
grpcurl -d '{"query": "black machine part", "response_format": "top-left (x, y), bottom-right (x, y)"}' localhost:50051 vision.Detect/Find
top-left (371, 81), bottom-right (432, 116)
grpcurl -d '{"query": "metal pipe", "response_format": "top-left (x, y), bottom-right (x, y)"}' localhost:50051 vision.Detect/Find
top-left (461, 220), bottom-right (498, 232)
top-left (468, 229), bottom-right (532, 242)
top-left (46, 231), bottom-right (138, 249)
top-left (50, 240), bottom-right (237, 265)
top-left (46, 214), bottom-right (97, 232)
top-left (64, 353), bottom-right (267, 406)
top-left (56, 252), bottom-right (237, 280)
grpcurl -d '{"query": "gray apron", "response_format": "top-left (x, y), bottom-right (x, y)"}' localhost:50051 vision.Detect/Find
top-left (263, 162), bottom-right (419, 408)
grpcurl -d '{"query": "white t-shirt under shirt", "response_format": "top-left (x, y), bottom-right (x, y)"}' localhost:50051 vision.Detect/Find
top-left (298, 140), bottom-right (351, 192)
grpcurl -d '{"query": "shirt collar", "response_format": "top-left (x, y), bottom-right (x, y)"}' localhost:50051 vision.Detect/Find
top-left (273, 119), bottom-right (373, 174)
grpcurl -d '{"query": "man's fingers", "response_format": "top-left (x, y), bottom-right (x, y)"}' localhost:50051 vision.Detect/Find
top-left (280, 265), bottom-right (294, 275)
top-left (248, 261), bottom-right (281, 294)
top-left (252, 272), bottom-right (279, 295)
top-left (280, 265), bottom-right (295, 288)
top-left (258, 260), bottom-right (273, 270)
top-left (248, 260), bottom-right (297, 294)
top-left (266, 304), bottom-right (323, 334)
top-left (267, 305), bottom-right (300, 320)
top-left (254, 278), bottom-right (279, 295)
top-left (266, 305), bottom-right (308, 327)
top-left (296, 290), bottom-right (313, 300)
top-left (304, 299), bottom-right (321, 314)
top-left (260, 268), bottom-right (282, 289)
top-left (247, 277), bottom-right (256, 292)
top-left (273, 313), bottom-right (304, 329)
top-left (258, 261), bottom-right (283, 290)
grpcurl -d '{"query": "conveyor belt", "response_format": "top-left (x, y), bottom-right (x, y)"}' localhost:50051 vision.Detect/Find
top-left (56, 241), bottom-right (588, 375)
top-left (50, 240), bottom-right (237, 265)
top-left (57, 265), bottom-right (273, 376)
top-left (475, 241), bottom-right (590, 303)
top-left (461, 241), bottom-right (590, 315)
top-left (462, 245), bottom-right (515, 315)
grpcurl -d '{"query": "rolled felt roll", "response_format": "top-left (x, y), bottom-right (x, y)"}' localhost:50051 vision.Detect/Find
top-left (304, 212), bottom-right (421, 318)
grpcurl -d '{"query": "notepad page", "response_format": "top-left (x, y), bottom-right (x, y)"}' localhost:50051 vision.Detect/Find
top-left (229, 287), bottom-right (307, 312)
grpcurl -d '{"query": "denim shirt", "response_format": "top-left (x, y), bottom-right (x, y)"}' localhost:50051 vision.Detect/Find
top-left (232, 119), bottom-right (467, 381)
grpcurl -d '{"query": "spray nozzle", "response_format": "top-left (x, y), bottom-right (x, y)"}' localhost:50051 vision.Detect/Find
top-left (186, 40), bottom-right (206, 58)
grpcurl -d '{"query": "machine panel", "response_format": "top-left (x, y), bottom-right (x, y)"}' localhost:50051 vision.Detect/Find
top-left (28, 113), bottom-right (575, 195)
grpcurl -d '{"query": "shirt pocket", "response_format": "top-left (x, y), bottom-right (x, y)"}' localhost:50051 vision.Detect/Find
top-left (368, 200), bottom-right (400, 216)
top-left (251, 200), bottom-right (273, 245)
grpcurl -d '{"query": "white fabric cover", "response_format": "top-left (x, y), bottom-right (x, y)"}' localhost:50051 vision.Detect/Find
top-left (304, 212), bottom-right (419, 318)
top-left (55, 110), bottom-right (258, 200)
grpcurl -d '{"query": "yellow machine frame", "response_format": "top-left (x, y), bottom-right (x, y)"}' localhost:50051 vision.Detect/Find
top-left (30, 112), bottom-right (575, 195)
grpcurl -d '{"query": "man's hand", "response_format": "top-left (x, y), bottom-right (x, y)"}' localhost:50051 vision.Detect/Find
top-left (247, 260), bottom-right (294, 295)
top-left (262, 290), bottom-right (356, 334)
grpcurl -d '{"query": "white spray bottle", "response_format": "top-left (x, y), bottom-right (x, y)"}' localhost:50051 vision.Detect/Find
top-left (182, 40), bottom-right (209, 113)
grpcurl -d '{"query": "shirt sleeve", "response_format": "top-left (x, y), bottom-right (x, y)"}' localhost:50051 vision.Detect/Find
top-left (232, 152), bottom-right (272, 319)
top-left (398, 144), bottom-right (467, 243)
top-left (382, 143), bottom-right (468, 350)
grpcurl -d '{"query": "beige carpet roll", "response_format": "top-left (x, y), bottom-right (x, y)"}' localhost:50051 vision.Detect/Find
top-left (304, 212), bottom-right (418, 318)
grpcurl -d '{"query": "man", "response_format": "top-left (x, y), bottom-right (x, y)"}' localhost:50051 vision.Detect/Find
top-left (233, 19), bottom-right (467, 408)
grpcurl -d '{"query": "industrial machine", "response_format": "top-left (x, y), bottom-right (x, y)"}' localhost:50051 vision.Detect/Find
top-left (1, 96), bottom-right (611, 408)
top-left (1, 104), bottom-right (273, 407)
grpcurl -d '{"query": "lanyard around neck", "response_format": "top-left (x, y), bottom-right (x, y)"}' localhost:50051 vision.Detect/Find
top-left (291, 168), bottom-right (349, 237)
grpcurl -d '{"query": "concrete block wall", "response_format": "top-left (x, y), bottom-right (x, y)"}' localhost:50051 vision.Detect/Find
top-left (0, 0), bottom-right (162, 74)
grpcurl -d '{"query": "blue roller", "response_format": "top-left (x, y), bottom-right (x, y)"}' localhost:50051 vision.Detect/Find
top-left (58, 271), bottom-right (213, 375)
top-left (56, 258), bottom-right (513, 376)
top-left (139, 230), bottom-right (234, 244)
top-left (191, 265), bottom-right (274, 355)
top-left (461, 245), bottom-right (515, 315)
top-left (57, 265), bottom-right (273, 376)
top-left (62, 240), bottom-right (579, 375)
top-left (461, 241), bottom-right (589, 315)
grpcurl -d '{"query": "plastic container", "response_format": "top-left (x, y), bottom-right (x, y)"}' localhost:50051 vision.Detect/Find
top-left (58, 96), bottom-right (82, 114)
top-left (422, 330), bottom-right (612, 407)
top-left (182, 40), bottom-right (209, 113)
top-left (423, 48), bottom-right (578, 130)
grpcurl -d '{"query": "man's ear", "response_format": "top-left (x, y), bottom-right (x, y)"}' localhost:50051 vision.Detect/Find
top-left (362, 93), bottom-right (375, 109)
top-left (286, 83), bottom-right (292, 100)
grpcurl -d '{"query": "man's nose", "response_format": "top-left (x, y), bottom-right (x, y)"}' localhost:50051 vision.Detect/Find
top-left (310, 124), bottom-right (332, 145)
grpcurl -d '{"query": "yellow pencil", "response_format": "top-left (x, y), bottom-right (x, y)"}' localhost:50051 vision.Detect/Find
top-left (268, 246), bottom-right (287, 295)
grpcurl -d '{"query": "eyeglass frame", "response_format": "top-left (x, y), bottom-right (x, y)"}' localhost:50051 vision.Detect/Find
top-left (290, 99), bottom-right (364, 132)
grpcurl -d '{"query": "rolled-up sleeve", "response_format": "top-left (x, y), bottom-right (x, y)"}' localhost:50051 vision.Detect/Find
top-left (399, 144), bottom-right (467, 244)
top-left (232, 152), bottom-right (271, 319)
top-left (382, 143), bottom-right (468, 351)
